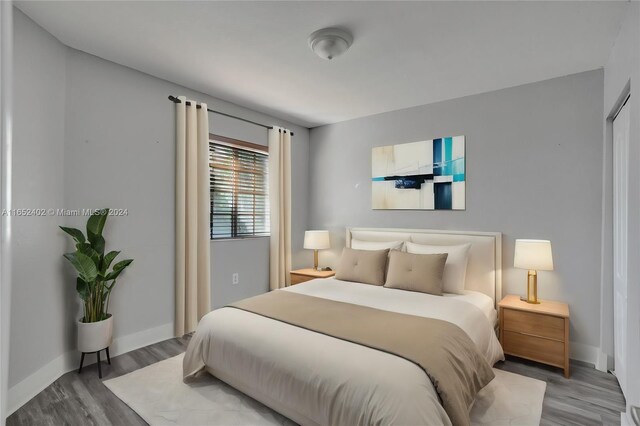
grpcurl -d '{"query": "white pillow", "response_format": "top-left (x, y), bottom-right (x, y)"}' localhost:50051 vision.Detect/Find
top-left (351, 239), bottom-right (404, 251)
top-left (405, 242), bottom-right (471, 294)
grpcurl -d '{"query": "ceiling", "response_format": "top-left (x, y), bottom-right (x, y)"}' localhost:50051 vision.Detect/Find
top-left (17, 1), bottom-right (628, 128)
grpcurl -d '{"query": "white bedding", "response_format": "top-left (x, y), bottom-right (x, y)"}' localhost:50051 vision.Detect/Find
top-left (285, 279), bottom-right (503, 366)
top-left (445, 290), bottom-right (498, 326)
top-left (184, 279), bottom-right (505, 426)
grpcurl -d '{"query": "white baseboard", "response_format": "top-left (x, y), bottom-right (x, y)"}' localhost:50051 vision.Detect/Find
top-left (108, 322), bottom-right (174, 360)
top-left (6, 351), bottom-right (77, 418)
top-left (595, 349), bottom-right (613, 372)
top-left (6, 322), bottom-right (174, 416)
top-left (569, 341), bottom-right (600, 366)
top-left (621, 410), bottom-right (634, 426)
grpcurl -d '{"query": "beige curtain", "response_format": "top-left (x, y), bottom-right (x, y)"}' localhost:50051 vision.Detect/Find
top-left (268, 127), bottom-right (292, 290)
top-left (175, 96), bottom-right (211, 336)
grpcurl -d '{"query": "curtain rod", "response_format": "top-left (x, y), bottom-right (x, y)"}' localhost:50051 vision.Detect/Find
top-left (168, 96), bottom-right (294, 136)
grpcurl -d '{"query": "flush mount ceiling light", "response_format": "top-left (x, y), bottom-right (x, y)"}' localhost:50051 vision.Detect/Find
top-left (308, 27), bottom-right (353, 60)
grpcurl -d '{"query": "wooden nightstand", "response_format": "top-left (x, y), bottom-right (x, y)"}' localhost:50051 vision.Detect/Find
top-left (499, 294), bottom-right (570, 378)
top-left (290, 268), bottom-right (335, 285)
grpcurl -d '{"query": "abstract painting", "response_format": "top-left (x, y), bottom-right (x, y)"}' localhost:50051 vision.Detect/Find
top-left (372, 136), bottom-right (465, 210)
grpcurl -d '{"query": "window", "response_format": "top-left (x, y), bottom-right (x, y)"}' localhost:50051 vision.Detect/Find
top-left (209, 135), bottom-right (269, 239)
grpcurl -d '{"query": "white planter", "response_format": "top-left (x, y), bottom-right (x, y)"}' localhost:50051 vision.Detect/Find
top-left (77, 314), bottom-right (113, 353)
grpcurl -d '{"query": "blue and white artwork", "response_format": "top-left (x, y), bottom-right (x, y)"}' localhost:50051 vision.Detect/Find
top-left (371, 136), bottom-right (465, 210)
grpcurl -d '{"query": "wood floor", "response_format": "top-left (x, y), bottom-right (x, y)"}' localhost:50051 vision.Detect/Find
top-left (8, 336), bottom-right (625, 426)
top-left (495, 356), bottom-right (625, 425)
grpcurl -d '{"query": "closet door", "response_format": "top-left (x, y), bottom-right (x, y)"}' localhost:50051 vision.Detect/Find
top-left (613, 96), bottom-right (630, 396)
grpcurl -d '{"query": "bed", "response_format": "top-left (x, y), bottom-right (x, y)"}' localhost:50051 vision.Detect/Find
top-left (184, 228), bottom-right (505, 426)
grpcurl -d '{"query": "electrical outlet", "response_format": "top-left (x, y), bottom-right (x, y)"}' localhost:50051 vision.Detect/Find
top-left (232, 273), bottom-right (239, 285)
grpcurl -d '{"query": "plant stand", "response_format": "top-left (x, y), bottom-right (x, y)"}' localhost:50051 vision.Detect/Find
top-left (77, 347), bottom-right (111, 379)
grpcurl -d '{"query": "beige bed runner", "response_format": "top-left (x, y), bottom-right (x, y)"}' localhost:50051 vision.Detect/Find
top-left (229, 290), bottom-right (494, 426)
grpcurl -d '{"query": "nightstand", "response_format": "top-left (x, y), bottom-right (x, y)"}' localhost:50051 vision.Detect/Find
top-left (499, 294), bottom-right (570, 378)
top-left (290, 268), bottom-right (335, 285)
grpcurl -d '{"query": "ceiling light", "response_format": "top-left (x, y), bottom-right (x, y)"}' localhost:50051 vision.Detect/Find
top-left (308, 27), bottom-right (353, 60)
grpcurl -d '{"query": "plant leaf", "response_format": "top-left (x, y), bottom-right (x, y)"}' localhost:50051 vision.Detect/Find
top-left (76, 243), bottom-right (100, 267)
top-left (60, 226), bottom-right (86, 244)
top-left (87, 232), bottom-right (105, 256)
top-left (113, 258), bottom-right (133, 272)
top-left (86, 209), bottom-right (109, 237)
top-left (63, 252), bottom-right (98, 282)
top-left (76, 277), bottom-right (89, 301)
top-left (104, 259), bottom-right (133, 281)
top-left (102, 251), bottom-right (120, 273)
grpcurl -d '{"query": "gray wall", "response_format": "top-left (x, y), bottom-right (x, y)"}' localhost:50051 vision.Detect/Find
top-left (309, 70), bottom-right (604, 350)
top-left (210, 237), bottom-right (270, 309)
top-left (11, 10), bottom-right (309, 388)
top-left (602, 2), bottom-right (640, 413)
top-left (63, 47), bottom-right (310, 337)
top-left (10, 10), bottom-right (68, 387)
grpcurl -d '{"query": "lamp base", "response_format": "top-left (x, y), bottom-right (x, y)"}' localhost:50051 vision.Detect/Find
top-left (521, 270), bottom-right (540, 304)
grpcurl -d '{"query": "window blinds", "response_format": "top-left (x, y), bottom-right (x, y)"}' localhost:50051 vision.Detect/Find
top-left (209, 141), bottom-right (269, 239)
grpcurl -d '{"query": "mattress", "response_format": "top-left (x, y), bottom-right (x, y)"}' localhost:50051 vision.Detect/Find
top-left (184, 278), bottom-right (505, 426)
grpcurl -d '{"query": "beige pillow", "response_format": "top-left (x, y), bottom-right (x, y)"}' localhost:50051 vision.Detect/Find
top-left (405, 242), bottom-right (471, 294)
top-left (335, 247), bottom-right (389, 286)
top-left (384, 251), bottom-right (448, 296)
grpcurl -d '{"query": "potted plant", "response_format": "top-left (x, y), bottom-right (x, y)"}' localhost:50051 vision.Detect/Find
top-left (60, 209), bottom-right (133, 355)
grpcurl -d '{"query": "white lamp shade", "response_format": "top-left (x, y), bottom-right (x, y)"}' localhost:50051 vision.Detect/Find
top-left (304, 230), bottom-right (330, 250)
top-left (514, 239), bottom-right (554, 271)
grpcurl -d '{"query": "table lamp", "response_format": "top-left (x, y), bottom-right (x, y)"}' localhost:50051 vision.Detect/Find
top-left (514, 239), bottom-right (554, 304)
top-left (304, 230), bottom-right (330, 270)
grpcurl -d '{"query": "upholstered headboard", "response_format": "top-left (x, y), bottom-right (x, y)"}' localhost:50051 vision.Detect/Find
top-left (346, 228), bottom-right (502, 305)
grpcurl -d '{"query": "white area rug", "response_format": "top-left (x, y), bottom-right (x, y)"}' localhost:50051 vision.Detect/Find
top-left (104, 354), bottom-right (546, 426)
